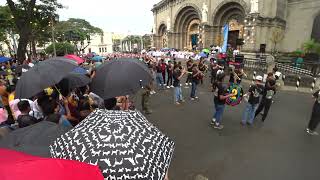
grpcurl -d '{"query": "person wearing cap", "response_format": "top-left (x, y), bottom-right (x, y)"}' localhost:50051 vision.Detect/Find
top-left (241, 75), bottom-right (264, 126)
top-left (211, 73), bottom-right (234, 130)
top-left (255, 72), bottom-right (276, 122)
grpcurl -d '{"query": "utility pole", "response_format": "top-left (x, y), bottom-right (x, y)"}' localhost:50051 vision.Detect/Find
top-left (50, 17), bottom-right (56, 57)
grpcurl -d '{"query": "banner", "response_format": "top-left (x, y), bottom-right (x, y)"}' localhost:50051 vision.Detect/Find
top-left (221, 24), bottom-right (229, 53)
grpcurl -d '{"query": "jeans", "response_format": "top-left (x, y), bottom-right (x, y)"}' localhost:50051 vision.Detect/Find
top-left (190, 81), bottom-right (197, 98)
top-left (242, 103), bottom-right (258, 125)
top-left (174, 87), bottom-right (183, 102)
top-left (213, 103), bottom-right (225, 124)
top-left (156, 73), bottom-right (163, 88)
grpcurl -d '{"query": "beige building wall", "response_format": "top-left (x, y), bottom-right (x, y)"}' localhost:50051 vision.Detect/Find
top-left (281, 0), bottom-right (320, 52)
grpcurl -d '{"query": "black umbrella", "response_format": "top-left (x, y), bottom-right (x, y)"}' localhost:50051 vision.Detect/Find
top-left (91, 58), bottom-right (152, 99)
top-left (15, 57), bottom-right (78, 99)
top-left (61, 73), bottom-right (91, 90)
top-left (50, 109), bottom-right (175, 180)
top-left (0, 121), bottom-right (71, 157)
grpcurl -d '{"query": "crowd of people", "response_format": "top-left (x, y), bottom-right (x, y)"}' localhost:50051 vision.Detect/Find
top-left (0, 47), bottom-right (319, 138)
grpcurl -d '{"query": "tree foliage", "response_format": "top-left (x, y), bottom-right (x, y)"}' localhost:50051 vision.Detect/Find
top-left (304, 39), bottom-right (320, 55)
top-left (45, 42), bottom-right (75, 56)
top-left (55, 18), bottom-right (103, 43)
top-left (6, 0), bottom-right (62, 62)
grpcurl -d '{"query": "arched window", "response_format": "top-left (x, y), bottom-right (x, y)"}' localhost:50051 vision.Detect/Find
top-left (311, 14), bottom-right (320, 42)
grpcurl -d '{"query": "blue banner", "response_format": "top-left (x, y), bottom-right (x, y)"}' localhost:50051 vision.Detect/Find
top-left (221, 24), bottom-right (229, 53)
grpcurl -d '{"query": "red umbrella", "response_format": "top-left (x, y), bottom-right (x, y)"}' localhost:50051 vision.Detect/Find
top-left (0, 148), bottom-right (104, 180)
top-left (64, 54), bottom-right (85, 64)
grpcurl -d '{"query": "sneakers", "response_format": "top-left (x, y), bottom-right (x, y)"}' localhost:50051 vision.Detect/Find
top-left (195, 96), bottom-right (199, 99)
top-left (166, 86), bottom-right (170, 89)
top-left (170, 85), bottom-right (174, 88)
top-left (180, 99), bottom-right (185, 103)
top-left (175, 102), bottom-right (181, 105)
top-left (189, 83), bottom-right (192, 86)
top-left (210, 118), bottom-right (216, 125)
top-left (190, 98), bottom-right (195, 101)
top-left (185, 83), bottom-right (189, 86)
top-left (213, 124), bottom-right (224, 130)
top-left (306, 128), bottom-right (319, 136)
top-left (150, 90), bottom-right (156, 95)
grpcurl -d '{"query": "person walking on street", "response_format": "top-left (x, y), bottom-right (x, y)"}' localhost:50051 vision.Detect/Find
top-left (190, 64), bottom-right (202, 100)
top-left (185, 59), bottom-right (193, 87)
top-left (166, 61), bottom-right (174, 88)
top-left (241, 75), bottom-right (264, 126)
top-left (160, 59), bottom-right (167, 87)
top-left (211, 73), bottom-right (234, 129)
top-left (173, 65), bottom-right (186, 105)
top-left (306, 90), bottom-right (320, 135)
top-left (255, 73), bottom-right (276, 122)
top-left (156, 61), bottom-right (164, 89)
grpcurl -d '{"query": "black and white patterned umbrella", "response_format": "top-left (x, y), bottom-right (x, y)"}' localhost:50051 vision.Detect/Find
top-left (50, 109), bottom-right (174, 180)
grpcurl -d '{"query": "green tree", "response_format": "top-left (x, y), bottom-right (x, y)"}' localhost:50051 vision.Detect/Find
top-left (304, 39), bottom-right (320, 54)
top-left (45, 42), bottom-right (75, 56)
top-left (0, 5), bottom-right (15, 56)
top-left (55, 18), bottom-right (103, 53)
top-left (6, 0), bottom-right (62, 63)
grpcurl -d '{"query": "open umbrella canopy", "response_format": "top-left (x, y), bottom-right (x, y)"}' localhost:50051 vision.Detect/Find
top-left (92, 56), bottom-right (103, 61)
top-left (202, 48), bottom-right (210, 54)
top-left (60, 72), bottom-right (91, 90)
top-left (0, 56), bottom-right (12, 63)
top-left (73, 67), bottom-right (88, 74)
top-left (64, 54), bottom-right (85, 64)
top-left (0, 148), bottom-right (104, 180)
top-left (15, 57), bottom-right (78, 99)
top-left (199, 52), bottom-right (208, 58)
top-left (50, 109), bottom-right (175, 180)
top-left (0, 121), bottom-right (71, 157)
top-left (91, 58), bottom-right (152, 99)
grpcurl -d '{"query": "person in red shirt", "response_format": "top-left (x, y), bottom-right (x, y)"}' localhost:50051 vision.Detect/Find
top-left (160, 59), bottom-right (167, 86)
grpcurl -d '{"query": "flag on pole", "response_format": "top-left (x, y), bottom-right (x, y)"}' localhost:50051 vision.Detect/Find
top-left (221, 24), bottom-right (229, 53)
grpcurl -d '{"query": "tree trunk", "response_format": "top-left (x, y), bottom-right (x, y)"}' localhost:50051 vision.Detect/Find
top-left (17, 30), bottom-right (30, 64)
top-left (32, 40), bottom-right (37, 59)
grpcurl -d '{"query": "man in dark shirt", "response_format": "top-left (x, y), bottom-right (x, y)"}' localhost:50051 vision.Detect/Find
top-left (306, 90), bottom-right (320, 135)
top-left (211, 73), bottom-right (234, 130)
top-left (241, 75), bottom-right (264, 125)
top-left (255, 73), bottom-right (276, 122)
top-left (173, 65), bottom-right (186, 105)
top-left (17, 100), bottom-right (39, 128)
top-left (190, 64), bottom-right (202, 100)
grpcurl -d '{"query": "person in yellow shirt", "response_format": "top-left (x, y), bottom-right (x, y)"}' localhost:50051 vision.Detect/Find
top-left (0, 82), bottom-right (15, 125)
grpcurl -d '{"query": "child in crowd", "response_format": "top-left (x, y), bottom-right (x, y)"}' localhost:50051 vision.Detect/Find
top-left (17, 100), bottom-right (38, 128)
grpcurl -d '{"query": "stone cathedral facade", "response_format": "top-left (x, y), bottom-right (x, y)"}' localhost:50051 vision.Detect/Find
top-left (151, 0), bottom-right (320, 53)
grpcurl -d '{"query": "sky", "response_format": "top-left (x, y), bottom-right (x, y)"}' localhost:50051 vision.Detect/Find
top-left (0, 0), bottom-right (160, 35)
top-left (57, 0), bottom-right (160, 35)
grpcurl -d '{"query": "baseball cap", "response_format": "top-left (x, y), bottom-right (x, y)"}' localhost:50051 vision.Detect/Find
top-left (256, 75), bottom-right (263, 81)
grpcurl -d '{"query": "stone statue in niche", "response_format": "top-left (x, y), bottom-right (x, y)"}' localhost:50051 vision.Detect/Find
top-left (201, 3), bottom-right (208, 23)
top-left (250, 0), bottom-right (259, 13)
top-left (166, 17), bottom-right (171, 31)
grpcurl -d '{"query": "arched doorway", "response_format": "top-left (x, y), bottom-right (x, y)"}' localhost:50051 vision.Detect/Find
top-left (158, 24), bottom-right (167, 48)
top-left (174, 5), bottom-right (201, 50)
top-left (311, 14), bottom-right (320, 42)
top-left (213, 2), bottom-right (246, 49)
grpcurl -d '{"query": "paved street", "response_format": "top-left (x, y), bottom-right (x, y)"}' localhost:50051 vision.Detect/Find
top-left (136, 79), bottom-right (320, 180)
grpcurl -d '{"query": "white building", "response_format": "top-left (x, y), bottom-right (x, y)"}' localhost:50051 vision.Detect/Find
top-left (84, 31), bottom-right (113, 55)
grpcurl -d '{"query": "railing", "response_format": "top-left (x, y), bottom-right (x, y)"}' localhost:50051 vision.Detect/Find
top-left (243, 58), bottom-right (267, 72)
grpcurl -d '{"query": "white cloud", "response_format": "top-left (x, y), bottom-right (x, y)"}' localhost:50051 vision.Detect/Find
top-left (57, 0), bottom-right (159, 34)
top-left (0, 0), bottom-right (160, 34)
